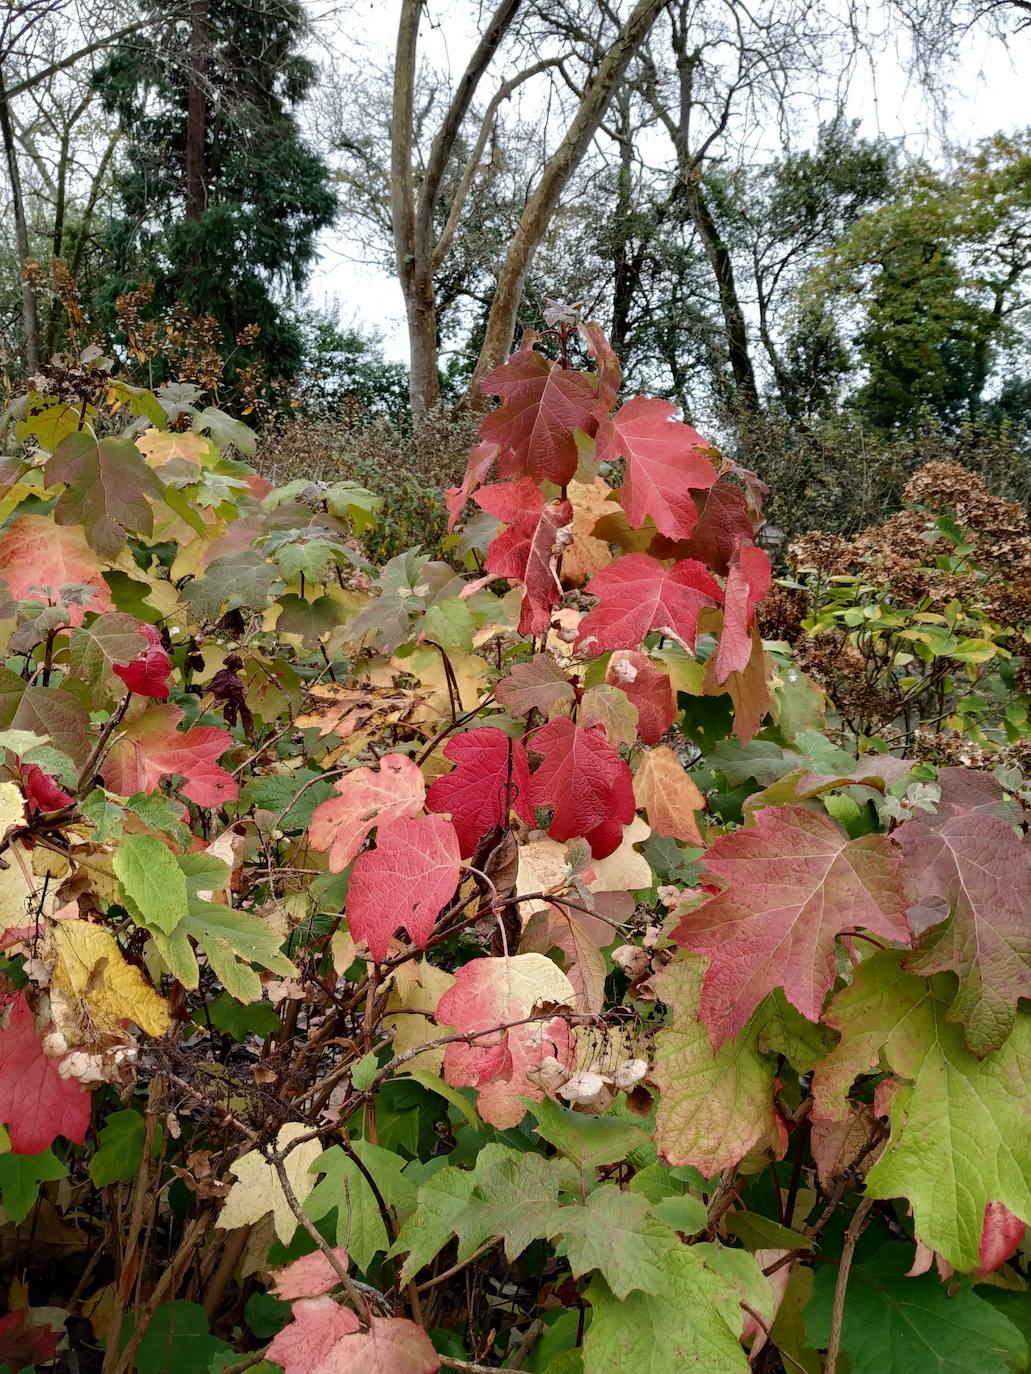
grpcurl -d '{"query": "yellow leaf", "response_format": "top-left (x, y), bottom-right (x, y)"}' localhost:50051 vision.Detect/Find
top-left (384, 959), bottom-right (456, 1074)
top-left (50, 920), bottom-right (170, 1037)
top-left (217, 1122), bottom-right (321, 1244)
top-left (562, 478), bottom-right (616, 586)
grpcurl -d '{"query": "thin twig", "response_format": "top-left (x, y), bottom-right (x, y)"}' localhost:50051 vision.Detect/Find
top-left (824, 1197), bottom-right (874, 1374)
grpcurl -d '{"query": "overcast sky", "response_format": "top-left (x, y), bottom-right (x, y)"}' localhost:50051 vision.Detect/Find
top-left (306, 2), bottom-right (1031, 361)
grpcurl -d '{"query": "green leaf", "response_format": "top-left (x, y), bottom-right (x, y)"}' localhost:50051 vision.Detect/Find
top-left (182, 551), bottom-right (279, 623)
top-left (528, 1097), bottom-right (650, 1172)
top-left (652, 954), bottom-right (782, 1174)
top-left (815, 951), bottom-right (1031, 1273)
top-left (131, 1300), bottom-right (232, 1374)
top-left (114, 833), bottom-right (189, 935)
top-left (388, 1167), bottom-right (478, 1285)
top-left (202, 993), bottom-right (281, 1042)
top-left (402, 1070), bottom-right (482, 1132)
top-left (723, 1211), bottom-right (812, 1252)
top-left (583, 1241), bottom-right (772, 1374)
top-left (90, 1110), bottom-right (146, 1186)
top-left (125, 792), bottom-right (194, 850)
top-left (0, 1145), bottom-right (64, 1223)
top-left (304, 1144), bottom-right (402, 1271)
top-left (651, 1195), bottom-right (707, 1235)
top-left (805, 1243), bottom-right (1028, 1374)
top-left (67, 613), bottom-right (147, 700)
top-left (352, 1051), bottom-right (379, 1091)
top-left (550, 1186), bottom-right (680, 1299)
top-left (455, 1148), bottom-right (572, 1263)
top-left (45, 432), bottom-right (161, 558)
top-left (421, 598), bottom-right (474, 655)
top-left (194, 405), bottom-right (256, 457)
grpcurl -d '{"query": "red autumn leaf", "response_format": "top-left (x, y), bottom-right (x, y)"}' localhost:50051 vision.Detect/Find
top-left (605, 649), bottom-right (676, 744)
top-left (266, 1296), bottom-right (360, 1374)
top-left (894, 807), bottom-right (1031, 1056)
top-left (528, 716), bottom-right (635, 859)
top-left (672, 804), bottom-right (910, 1046)
top-left (113, 625), bottom-right (173, 701)
top-left (21, 762), bottom-right (74, 813)
top-left (596, 396), bottom-right (717, 540)
top-left (579, 320), bottom-right (622, 411)
top-left (308, 754), bottom-right (425, 873)
top-left (425, 728), bottom-right (535, 857)
top-left (0, 1311), bottom-right (60, 1371)
top-left (677, 479), bottom-right (759, 574)
top-left (102, 702), bottom-right (238, 807)
top-left (494, 653), bottom-right (576, 719)
top-left (346, 815), bottom-right (461, 961)
top-left (978, 1201), bottom-right (1025, 1277)
top-left (271, 1248), bottom-right (351, 1301)
top-left (0, 514), bottom-right (114, 626)
top-left (475, 480), bottom-right (573, 635)
top-left (575, 553), bottom-right (721, 654)
top-left (446, 440), bottom-right (497, 531)
top-left (437, 952), bottom-right (576, 1129)
top-left (0, 992), bottom-right (91, 1154)
top-left (712, 543), bottom-right (772, 683)
top-left (481, 345), bottom-right (603, 487)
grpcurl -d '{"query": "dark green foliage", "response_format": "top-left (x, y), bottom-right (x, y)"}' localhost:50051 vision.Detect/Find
top-left (95, 0), bottom-right (337, 381)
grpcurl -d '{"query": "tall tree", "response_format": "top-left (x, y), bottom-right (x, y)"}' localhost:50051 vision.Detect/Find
top-left (97, 0), bottom-right (336, 381)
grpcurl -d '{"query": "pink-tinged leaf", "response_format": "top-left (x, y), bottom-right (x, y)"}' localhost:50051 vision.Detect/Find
top-left (528, 717), bottom-right (635, 859)
top-left (576, 553), bottom-right (721, 654)
top-left (425, 728), bottom-right (535, 857)
top-left (271, 1248), bottom-right (351, 1301)
top-left (113, 639), bottom-right (173, 700)
top-left (102, 703), bottom-right (238, 807)
top-left (21, 763), bottom-right (73, 813)
top-left (894, 809), bottom-right (1031, 1056)
top-left (677, 479), bottom-right (759, 574)
top-left (0, 992), bottom-right (91, 1154)
top-left (475, 480), bottom-right (572, 635)
top-left (978, 1202), bottom-right (1025, 1276)
top-left (308, 754), bottom-right (425, 873)
top-left (0, 514), bottom-right (114, 625)
top-left (605, 650), bottom-right (676, 744)
top-left (346, 815), bottom-right (461, 961)
top-left (672, 805), bottom-right (910, 1046)
top-left (712, 544), bottom-right (772, 683)
top-left (495, 654), bottom-right (576, 719)
top-left (0, 1312), bottom-right (60, 1371)
top-left (437, 952), bottom-right (576, 1129)
top-left (266, 1296), bottom-right (360, 1374)
top-left (579, 320), bottom-right (622, 411)
top-left (596, 396), bottom-right (717, 540)
top-left (446, 440), bottom-right (497, 531)
top-left (481, 345), bottom-right (603, 486)
top-left (312, 1317), bottom-right (441, 1374)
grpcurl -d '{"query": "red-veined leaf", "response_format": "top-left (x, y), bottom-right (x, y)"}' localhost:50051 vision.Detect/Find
top-left (102, 703), bottom-right (238, 807)
top-left (672, 804), bottom-right (909, 1045)
top-left (346, 815), bottom-right (461, 961)
top-left (605, 649), bottom-right (676, 744)
top-left (481, 345), bottom-right (603, 486)
top-left (308, 754), bottom-right (425, 873)
top-left (528, 716), bottom-right (635, 859)
top-left (712, 543), bottom-right (772, 683)
top-left (597, 396), bottom-right (717, 539)
top-left (425, 728), bottom-right (535, 857)
top-left (475, 480), bottom-right (572, 635)
top-left (576, 553), bottom-right (721, 654)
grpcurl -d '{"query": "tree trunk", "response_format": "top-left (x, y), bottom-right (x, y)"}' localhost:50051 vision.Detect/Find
top-left (45, 123), bottom-right (71, 358)
top-left (681, 173), bottom-right (759, 418)
top-left (0, 64), bottom-right (39, 373)
top-left (185, 0), bottom-right (208, 220)
top-left (464, 0), bottom-right (668, 406)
